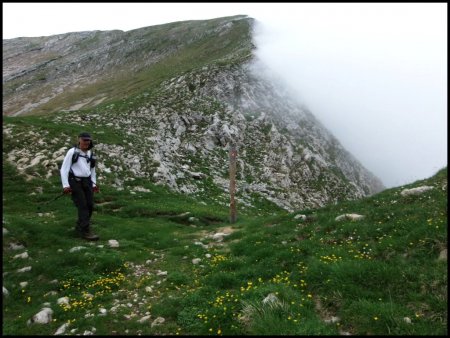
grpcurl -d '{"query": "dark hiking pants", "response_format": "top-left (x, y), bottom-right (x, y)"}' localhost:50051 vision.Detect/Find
top-left (69, 176), bottom-right (93, 233)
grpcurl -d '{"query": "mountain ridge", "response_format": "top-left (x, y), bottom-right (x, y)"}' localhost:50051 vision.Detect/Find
top-left (3, 15), bottom-right (384, 211)
top-left (3, 15), bottom-right (252, 116)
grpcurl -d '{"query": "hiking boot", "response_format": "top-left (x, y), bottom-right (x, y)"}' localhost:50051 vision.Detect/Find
top-left (81, 230), bottom-right (99, 241)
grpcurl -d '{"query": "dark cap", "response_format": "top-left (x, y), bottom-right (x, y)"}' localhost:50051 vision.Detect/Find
top-left (78, 132), bottom-right (92, 140)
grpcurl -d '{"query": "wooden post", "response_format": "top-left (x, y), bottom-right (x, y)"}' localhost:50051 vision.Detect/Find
top-left (229, 144), bottom-right (237, 223)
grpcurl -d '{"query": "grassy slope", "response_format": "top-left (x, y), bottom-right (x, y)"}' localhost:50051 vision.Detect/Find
top-left (3, 116), bottom-right (447, 335)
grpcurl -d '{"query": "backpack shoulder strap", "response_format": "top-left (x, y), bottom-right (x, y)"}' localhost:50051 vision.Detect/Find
top-left (72, 146), bottom-right (80, 164)
top-left (89, 151), bottom-right (96, 168)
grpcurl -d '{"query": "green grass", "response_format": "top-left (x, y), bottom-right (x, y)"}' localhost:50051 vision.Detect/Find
top-left (3, 134), bottom-right (447, 337)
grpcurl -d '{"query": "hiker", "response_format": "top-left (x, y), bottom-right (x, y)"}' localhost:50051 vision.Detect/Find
top-left (60, 132), bottom-right (100, 240)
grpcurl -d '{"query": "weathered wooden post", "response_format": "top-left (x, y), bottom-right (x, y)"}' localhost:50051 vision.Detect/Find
top-left (229, 144), bottom-right (237, 223)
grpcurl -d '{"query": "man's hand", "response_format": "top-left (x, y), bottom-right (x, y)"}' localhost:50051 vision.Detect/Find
top-left (63, 187), bottom-right (72, 194)
top-left (93, 185), bottom-right (100, 193)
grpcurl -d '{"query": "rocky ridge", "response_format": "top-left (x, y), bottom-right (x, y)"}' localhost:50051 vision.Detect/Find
top-left (3, 15), bottom-right (384, 211)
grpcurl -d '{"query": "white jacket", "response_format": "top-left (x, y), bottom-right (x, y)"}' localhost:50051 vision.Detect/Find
top-left (60, 147), bottom-right (97, 188)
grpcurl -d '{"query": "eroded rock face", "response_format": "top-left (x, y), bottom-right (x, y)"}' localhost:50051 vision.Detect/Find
top-left (3, 16), bottom-right (384, 211)
top-left (90, 62), bottom-right (383, 211)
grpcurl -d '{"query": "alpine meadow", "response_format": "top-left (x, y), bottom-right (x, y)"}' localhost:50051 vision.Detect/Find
top-left (2, 15), bottom-right (447, 335)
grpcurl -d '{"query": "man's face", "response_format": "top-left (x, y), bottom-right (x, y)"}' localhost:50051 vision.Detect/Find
top-left (79, 137), bottom-right (91, 150)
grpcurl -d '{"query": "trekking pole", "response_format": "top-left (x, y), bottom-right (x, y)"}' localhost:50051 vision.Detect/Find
top-left (37, 192), bottom-right (66, 211)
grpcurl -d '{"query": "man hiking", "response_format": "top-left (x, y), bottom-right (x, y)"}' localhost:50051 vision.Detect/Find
top-left (60, 132), bottom-right (99, 240)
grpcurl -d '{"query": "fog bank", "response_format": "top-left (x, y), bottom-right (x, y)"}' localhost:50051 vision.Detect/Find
top-left (250, 4), bottom-right (447, 187)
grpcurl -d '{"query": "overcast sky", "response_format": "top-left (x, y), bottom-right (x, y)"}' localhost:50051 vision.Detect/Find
top-left (3, 3), bottom-right (447, 188)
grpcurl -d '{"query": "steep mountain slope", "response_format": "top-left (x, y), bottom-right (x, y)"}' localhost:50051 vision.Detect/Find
top-left (3, 15), bottom-right (384, 211)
